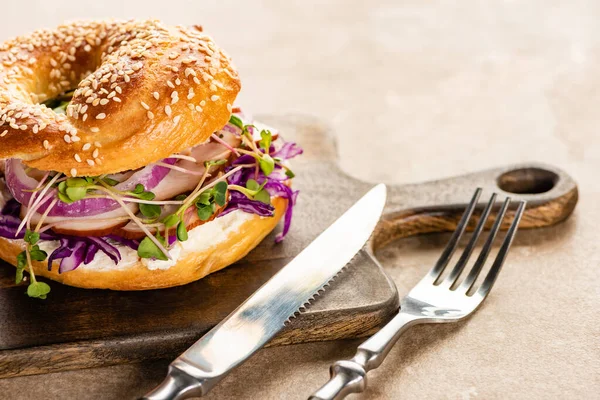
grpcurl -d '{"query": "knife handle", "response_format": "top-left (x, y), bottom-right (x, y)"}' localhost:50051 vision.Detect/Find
top-left (309, 312), bottom-right (422, 400)
top-left (141, 364), bottom-right (209, 400)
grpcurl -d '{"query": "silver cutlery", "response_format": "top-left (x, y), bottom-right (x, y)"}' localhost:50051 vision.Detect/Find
top-left (310, 188), bottom-right (526, 400)
top-left (142, 184), bottom-right (387, 400)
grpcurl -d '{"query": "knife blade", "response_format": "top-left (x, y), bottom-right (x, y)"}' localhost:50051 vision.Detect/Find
top-left (142, 183), bottom-right (387, 400)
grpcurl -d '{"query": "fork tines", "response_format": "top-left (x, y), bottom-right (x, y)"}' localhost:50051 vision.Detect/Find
top-left (430, 188), bottom-right (526, 297)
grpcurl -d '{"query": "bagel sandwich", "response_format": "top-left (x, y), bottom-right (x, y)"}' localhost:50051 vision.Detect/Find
top-left (0, 20), bottom-right (302, 296)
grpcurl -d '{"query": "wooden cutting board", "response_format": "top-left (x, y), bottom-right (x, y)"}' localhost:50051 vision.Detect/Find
top-left (0, 115), bottom-right (578, 379)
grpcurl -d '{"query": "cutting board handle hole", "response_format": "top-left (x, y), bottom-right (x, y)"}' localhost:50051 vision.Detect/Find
top-left (496, 167), bottom-right (558, 194)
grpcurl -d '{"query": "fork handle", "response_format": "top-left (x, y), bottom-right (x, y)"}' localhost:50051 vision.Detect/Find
top-left (309, 312), bottom-right (423, 400)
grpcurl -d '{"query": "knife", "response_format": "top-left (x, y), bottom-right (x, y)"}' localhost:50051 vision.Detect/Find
top-left (142, 184), bottom-right (387, 400)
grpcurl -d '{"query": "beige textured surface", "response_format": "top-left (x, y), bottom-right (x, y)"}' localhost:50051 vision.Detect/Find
top-left (0, 1), bottom-right (598, 399)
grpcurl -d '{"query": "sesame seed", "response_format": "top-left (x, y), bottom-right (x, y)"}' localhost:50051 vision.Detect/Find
top-left (100, 99), bottom-right (109, 105)
top-left (92, 98), bottom-right (100, 106)
top-left (113, 97), bottom-right (121, 102)
top-left (115, 86), bottom-right (122, 94)
top-left (19, 124), bottom-right (27, 130)
top-left (195, 106), bottom-right (203, 112)
top-left (165, 105), bottom-right (172, 116)
top-left (187, 92), bottom-right (194, 100)
top-left (82, 114), bottom-right (88, 121)
top-left (141, 101), bottom-right (150, 110)
top-left (210, 84), bottom-right (217, 91)
top-left (167, 80), bottom-right (175, 88)
top-left (95, 158), bottom-right (102, 165)
top-left (96, 113), bottom-right (106, 120)
top-left (227, 103), bottom-right (232, 112)
top-left (71, 136), bottom-right (81, 142)
top-left (64, 135), bottom-right (71, 143)
top-left (153, 92), bottom-right (160, 100)
top-left (200, 100), bottom-right (206, 107)
top-left (87, 159), bottom-right (95, 166)
top-left (147, 111), bottom-right (154, 120)
top-left (173, 115), bottom-right (181, 125)
top-left (171, 66), bottom-right (179, 72)
top-left (82, 143), bottom-right (92, 151)
top-left (124, 75), bottom-right (130, 83)
top-left (91, 127), bottom-right (100, 133)
top-left (94, 141), bottom-right (102, 148)
top-left (175, 78), bottom-right (181, 86)
top-left (74, 154), bottom-right (82, 162)
top-left (0, 130), bottom-right (7, 137)
top-left (43, 140), bottom-right (50, 149)
top-left (92, 149), bottom-right (99, 158)
top-left (211, 95), bottom-right (220, 101)
top-left (193, 77), bottom-right (201, 85)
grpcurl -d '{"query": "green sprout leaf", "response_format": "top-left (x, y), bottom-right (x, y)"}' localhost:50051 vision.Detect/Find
top-left (246, 179), bottom-right (260, 191)
top-left (213, 181), bottom-right (228, 206)
top-left (58, 181), bottom-right (67, 194)
top-left (137, 191), bottom-right (156, 201)
top-left (259, 154), bottom-right (275, 176)
top-left (29, 246), bottom-right (48, 262)
top-left (174, 194), bottom-right (188, 201)
top-left (162, 214), bottom-right (180, 228)
top-left (197, 203), bottom-right (214, 221)
top-left (58, 192), bottom-right (74, 204)
top-left (138, 236), bottom-right (169, 261)
top-left (177, 221), bottom-right (188, 242)
top-left (285, 169), bottom-right (295, 179)
top-left (133, 184), bottom-right (145, 194)
top-left (139, 203), bottom-right (161, 219)
top-left (229, 114), bottom-right (244, 129)
top-left (24, 230), bottom-right (40, 245)
top-left (65, 186), bottom-right (87, 202)
top-left (66, 177), bottom-right (88, 187)
top-left (205, 159), bottom-right (227, 169)
top-left (15, 252), bottom-right (27, 284)
top-left (27, 281), bottom-right (51, 299)
top-left (254, 189), bottom-right (271, 204)
top-left (196, 192), bottom-right (211, 206)
top-left (259, 130), bottom-right (272, 151)
top-left (103, 177), bottom-right (119, 186)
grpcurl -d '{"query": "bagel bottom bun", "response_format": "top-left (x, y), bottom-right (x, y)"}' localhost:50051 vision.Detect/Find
top-left (0, 197), bottom-right (287, 291)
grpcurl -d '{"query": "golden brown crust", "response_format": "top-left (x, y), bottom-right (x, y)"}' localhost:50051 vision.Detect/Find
top-left (0, 19), bottom-right (240, 176)
top-left (0, 197), bottom-right (286, 290)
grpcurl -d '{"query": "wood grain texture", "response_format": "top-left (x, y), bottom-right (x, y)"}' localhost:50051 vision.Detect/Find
top-left (0, 115), bottom-right (578, 379)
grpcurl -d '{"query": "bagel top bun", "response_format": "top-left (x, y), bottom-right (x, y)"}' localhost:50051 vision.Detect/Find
top-left (0, 19), bottom-right (240, 176)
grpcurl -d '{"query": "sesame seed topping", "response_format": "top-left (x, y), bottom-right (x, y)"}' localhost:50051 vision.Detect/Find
top-left (71, 169), bottom-right (77, 177)
top-left (167, 80), bottom-right (175, 88)
top-left (115, 86), bottom-right (122, 94)
top-left (113, 97), bottom-right (121, 102)
top-left (173, 115), bottom-right (181, 125)
top-left (200, 100), bottom-right (206, 107)
top-left (71, 136), bottom-right (81, 142)
top-left (211, 95), bottom-right (220, 101)
top-left (227, 103), bottom-right (232, 112)
top-left (100, 99), bottom-right (109, 105)
top-left (147, 111), bottom-right (154, 120)
top-left (95, 158), bottom-right (102, 165)
top-left (94, 141), bottom-right (102, 148)
top-left (0, 130), bottom-right (7, 137)
top-left (82, 143), bottom-right (92, 151)
top-left (64, 135), bottom-right (71, 143)
top-left (165, 105), bottom-right (172, 116)
top-left (193, 77), bottom-right (201, 85)
top-left (175, 78), bottom-right (181, 86)
top-left (87, 159), bottom-right (95, 166)
top-left (43, 140), bottom-right (50, 149)
top-left (91, 127), bottom-right (100, 133)
top-left (153, 92), bottom-right (160, 100)
top-left (195, 106), bottom-right (203, 112)
top-left (92, 149), bottom-right (99, 158)
top-left (141, 101), bottom-right (150, 110)
top-left (74, 154), bottom-right (82, 163)
top-left (96, 113), bottom-right (106, 120)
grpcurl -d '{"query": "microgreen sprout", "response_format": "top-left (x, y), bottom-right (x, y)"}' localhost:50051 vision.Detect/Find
top-left (17, 229), bottom-right (50, 299)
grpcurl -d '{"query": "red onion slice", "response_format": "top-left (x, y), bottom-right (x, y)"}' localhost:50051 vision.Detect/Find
top-left (5, 158), bottom-right (175, 217)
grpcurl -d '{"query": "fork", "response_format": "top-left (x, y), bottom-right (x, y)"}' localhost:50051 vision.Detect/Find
top-left (309, 188), bottom-right (526, 400)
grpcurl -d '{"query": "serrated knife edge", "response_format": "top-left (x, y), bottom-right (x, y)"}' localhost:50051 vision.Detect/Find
top-left (142, 184), bottom-right (387, 400)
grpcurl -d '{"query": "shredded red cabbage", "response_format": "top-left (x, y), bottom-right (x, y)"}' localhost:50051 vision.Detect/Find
top-left (0, 199), bottom-right (125, 273)
top-left (224, 140), bottom-right (302, 242)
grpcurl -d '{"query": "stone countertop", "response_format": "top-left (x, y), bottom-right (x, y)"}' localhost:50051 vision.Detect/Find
top-left (0, 1), bottom-right (598, 399)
